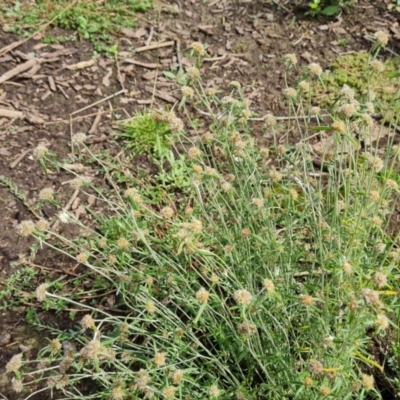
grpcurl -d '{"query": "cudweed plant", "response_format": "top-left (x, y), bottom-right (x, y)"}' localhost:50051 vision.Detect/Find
top-left (6, 32), bottom-right (400, 399)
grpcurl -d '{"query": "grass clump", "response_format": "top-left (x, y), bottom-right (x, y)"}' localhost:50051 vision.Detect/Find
top-left (0, 0), bottom-right (152, 52)
top-left (2, 32), bottom-right (400, 400)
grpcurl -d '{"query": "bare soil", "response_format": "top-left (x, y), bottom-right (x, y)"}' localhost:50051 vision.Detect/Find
top-left (0, 0), bottom-right (399, 399)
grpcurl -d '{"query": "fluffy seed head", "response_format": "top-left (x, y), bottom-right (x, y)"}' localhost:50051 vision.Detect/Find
top-left (39, 187), bottom-right (54, 201)
top-left (191, 42), bottom-right (205, 56)
top-left (362, 374), bottom-right (374, 390)
top-left (365, 102), bottom-right (375, 114)
top-left (311, 106), bottom-right (321, 115)
top-left (301, 294), bottom-right (314, 306)
top-left (117, 237), bottom-right (130, 251)
top-left (234, 289), bottom-right (252, 306)
top-left (81, 314), bottom-right (95, 330)
top-left (72, 133), bottom-right (87, 144)
top-left (309, 359), bottom-right (324, 375)
top-left (304, 376), bottom-right (313, 387)
top-left (284, 53), bottom-right (297, 66)
top-left (319, 386), bottom-right (330, 396)
top-left (58, 211), bottom-right (70, 224)
top-left (33, 144), bottom-right (48, 159)
top-left (146, 300), bottom-right (156, 314)
top-left (196, 287), bottom-right (210, 303)
top-left (188, 146), bottom-right (202, 159)
top-left (309, 63), bottom-right (323, 77)
top-left (206, 87), bottom-right (217, 96)
top-left (160, 206), bottom-right (174, 220)
top-left (370, 60), bottom-right (385, 73)
top-left (6, 353), bottom-right (23, 372)
top-left (295, 80), bottom-right (309, 94)
top-left (190, 219), bottom-right (203, 233)
top-left (50, 339), bottom-right (62, 353)
top-left (331, 120), bottom-right (346, 134)
top-left (340, 84), bottom-right (355, 100)
top-left (251, 197), bottom-right (264, 208)
top-left (36, 219), bottom-right (49, 232)
top-left (361, 288), bottom-right (380, 305)
top-left (369, 190), bottom-right (380, 202)
top-left (339, 103), bottom-right (356, 117)
top-left (209, 385), bottom-right (220, 397)
top-left (386, 179), bottom-right (398, 190)
top-left (263, 279), bottom-right (275, 294)
top-left (70, 178), bottom-right (83, 189)
top-left (36, 283), bottom-right (49, 302)
top-left (181, 86), bottom-right (194, 97)
top-left (80, 340), bottom-right (101, 360)
top-left (362, 114), bottom-right (374, 126)
top-left (265, 113), bottom-right (277, 127)
top-left (237, 322), bottom-right (257, 336)
top-left (154, 352), bottom-right (166, 367)
top-left (283, 87), bottom-right (297, 98)
top-left (186, 66), bottom-right (200, 80)
top-left (76, 252), bottom-right (88, 263)
top-left (111, 387), bottom-right (125, 400)
top-left (374, 272), bottom-right (387, 288)
top-left (171, 369), bottom-right (184, 385)
top-left (162, 386), bottom-right (176, 399)
top-left (374, 31), bottom-right (389, 47)
top-left (17, 220), bottom-right (35, 237)
top-left (11, 377), bottom-right (23, 393)
top-left (375, 313), bottom-right (389, 330)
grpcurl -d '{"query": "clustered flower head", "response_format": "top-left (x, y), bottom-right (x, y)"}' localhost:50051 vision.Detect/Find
top-left (331, 120), bottom-right (346, 134)
top-left (16, 220), bottom-right (35, 237)
top-left (181, 86), bottom-right (194, 97)
top-left (308, 62), bottom-right (322, 77)
top-left (186, 66), bottom-right (200, 80)
top-left (237, 322), bottom-right (257, 336)
top-left (72, 133), bottom-right (87, 145)
top-left (160, 206), bottom-right (174, 220)
top-left (374, 30), bottom-right (389, 47)
top-left (33, 143), bottom-right (48, 159)
top-left (11, 377), bottom-right (23, 393)
top-left (339, 103), bottom-right (356, 118)
top-left (154, 352), bottom-right (166, 367)
top-left (341, 84), bottom-right (355, 100)
top-left (370, 60), bottom-right (385, 73)
top-left (284, 53), bottom-right (297, 66)
top-left (35, 283), bottom-right (49, 302)
top-left (39, 187), bottom-right (54, 201)
top-left (234, 289), bottom-right (252, 306)
top-left (283, 87), bottom-right (297, 98)
top-left (6, 353), bottom-right (23, 373)
top-left (191, 41), bottom-right (206, 56)
top-left (196, 287), bottom-right (210, 303)
top-left (81, 314), bottom-right (95, 330)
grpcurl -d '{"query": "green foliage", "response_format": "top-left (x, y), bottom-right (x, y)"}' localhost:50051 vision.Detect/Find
top-left (0, 0), bottom-right (152, 52)
top-left (306, 0), bottom-right (354, 16)
top-left (117, 111), bottom-right (172, 156)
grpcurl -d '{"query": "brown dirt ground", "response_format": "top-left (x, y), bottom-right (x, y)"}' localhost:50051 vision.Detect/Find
top-left (0, 0), bottom-right (399, 399)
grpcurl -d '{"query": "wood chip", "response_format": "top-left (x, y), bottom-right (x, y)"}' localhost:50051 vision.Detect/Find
top-left (65, 59), bottom-right (96, 70)
top-left (121, 59), bottom-right (162, 69)
top-left (135, 41), bottom-right (175, 53)
top-left (48, 76), bottom-right (56, 91)
top-left (0, 59), bottom-right (38, 85)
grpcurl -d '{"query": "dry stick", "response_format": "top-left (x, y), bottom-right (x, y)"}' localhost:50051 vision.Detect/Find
top-left (51, 189), bottom-right (80, 232)
top-left (0, 59), bottom-right (38, 85)
top-left (145, 26), bottom-right (155, 47)
top-left (121, 59), bottom-right (162, 69)
top-left (88, 107), bottom-right (103, 135)
top-left (70, 89), bottom-right (127, 116)
top-left (10, 149), bottom-right (31, 169)
top-left (0, 0), bottom-right (80, 57)
top-left (0, 108), bottom-right (24, 119)
top-left (135, 41), bottom-right (174, 53)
